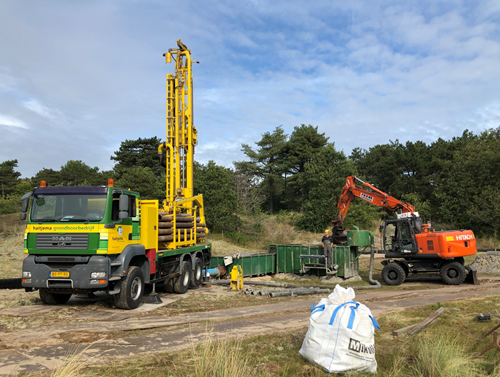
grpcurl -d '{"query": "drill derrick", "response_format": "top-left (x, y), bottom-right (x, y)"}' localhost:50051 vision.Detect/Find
top-left (158, 40), bottom-right (207, 249)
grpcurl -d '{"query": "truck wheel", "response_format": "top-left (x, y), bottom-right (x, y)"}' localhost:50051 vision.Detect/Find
top-left (39, 289), bottom-right (72, 305)
top-left (440, 261), bottom-right (466, 285)
top-left (164, 278), bottom-right (175, 293)
top-left (114, 266), bottom-right (144, 310)
top-left (174, 260), bottom-right (192, 294)
top-left (382, 263), bottom-right (406, 286)
top-left (190, 257), bottom-right (203, 288)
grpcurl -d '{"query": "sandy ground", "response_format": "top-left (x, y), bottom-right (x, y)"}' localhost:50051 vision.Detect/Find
top-left (1, 280), bottom-right (500, 375)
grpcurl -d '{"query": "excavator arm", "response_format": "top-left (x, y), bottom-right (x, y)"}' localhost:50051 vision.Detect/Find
top-left (331, 176), bottom-right (415, 242)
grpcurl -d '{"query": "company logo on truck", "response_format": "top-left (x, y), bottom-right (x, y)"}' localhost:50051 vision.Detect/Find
top-left (31, 225), bottom-right (96, 232)
top-left (348, 338), bottom-right (375, 354)
top-left (456, 234), bottom-right (474, 241)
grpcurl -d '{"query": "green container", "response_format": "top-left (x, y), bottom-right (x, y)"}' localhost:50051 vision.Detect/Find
top-left (346, 229), bottom-right (374, 247)
top-left (271, 243), bottom-right (359, 278)
top-left (335, 246), bottom-right (359, 278)
top-left (210, 237), bottom-right (367, 279)
top-left (210, 252), bottom-right (275, 278)
top-left (271, 244), bottom-right (307, 274)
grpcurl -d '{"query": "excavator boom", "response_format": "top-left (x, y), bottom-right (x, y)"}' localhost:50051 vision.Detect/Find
top-left (332, 176), bottom-right (416, 242)
top-left (333, 176), bottom-right (415, 227)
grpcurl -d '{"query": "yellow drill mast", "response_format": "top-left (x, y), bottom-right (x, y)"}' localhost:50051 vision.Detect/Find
top-left (157, 40), bottom-right (207, 250)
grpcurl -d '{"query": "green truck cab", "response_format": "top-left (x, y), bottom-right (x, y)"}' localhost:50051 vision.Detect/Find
top-left (20, 182), bottom-right (211, 309)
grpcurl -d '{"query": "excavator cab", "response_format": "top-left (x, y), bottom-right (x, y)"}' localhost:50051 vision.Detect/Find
top-left (383, 218), bottom-right (419, 257)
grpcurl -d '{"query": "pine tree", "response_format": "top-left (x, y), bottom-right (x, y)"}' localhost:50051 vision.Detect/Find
top-left (235, 126), bottom-right (288, 215)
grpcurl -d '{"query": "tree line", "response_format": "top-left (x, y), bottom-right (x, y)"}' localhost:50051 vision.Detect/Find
top-left (1, 126), bottom-right (499, 238)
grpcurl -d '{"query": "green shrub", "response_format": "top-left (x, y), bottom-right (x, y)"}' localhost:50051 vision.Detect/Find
top-left (0, 196), bottom-right (20, 215)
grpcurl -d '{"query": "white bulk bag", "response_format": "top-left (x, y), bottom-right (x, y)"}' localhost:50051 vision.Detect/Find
top-left (298, 285), bottom-right (380, 373)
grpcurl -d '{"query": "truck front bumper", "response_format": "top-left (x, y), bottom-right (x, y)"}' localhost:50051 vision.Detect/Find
top-left (22, 255), bottom-right (110, 290)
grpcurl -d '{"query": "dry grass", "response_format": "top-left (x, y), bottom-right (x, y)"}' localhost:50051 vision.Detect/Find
top-left (0, 212), bottom-right (25, 280)
top-left (190, 334), bottom-right (262, 377)
top-left (49, 343), bottom-right (99, 377)
top-left (209, 214), bottom-right (322, 253)
top-left (258, 216), bottom-right (319, 247)
top-left (209, 238), bottom-right (249, 256)
top-left (0, 232), bottom-right (25, 280)
top-left (476, 236), bottom-right (500, 250)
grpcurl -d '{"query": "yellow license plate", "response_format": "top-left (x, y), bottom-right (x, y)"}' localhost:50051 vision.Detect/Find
top-left (50, 271), bottom-right (70, 278)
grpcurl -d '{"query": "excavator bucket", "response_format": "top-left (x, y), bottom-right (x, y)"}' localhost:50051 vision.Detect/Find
top-left (332, 234), bottom-right (347, 244)
top-left (464, 265), bottom-right (480, 285)
top-left (331, 225), bottom-right (347, 245)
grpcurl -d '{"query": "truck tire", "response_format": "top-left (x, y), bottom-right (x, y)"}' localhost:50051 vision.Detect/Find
top-left (440, 261), bottom-right (466, 285)
top-left (39, 289), bottom-right (72, 305)
top-left (174, 260), bottom-right (192, 294)
top-left (164, 278), bottom-right (175, 293)
top-left (114, 266), bottom-right (144, 310)
top-left (190, 257), bottom-right (203, 288)
top-left (382, 263), bottom-right (406, 286)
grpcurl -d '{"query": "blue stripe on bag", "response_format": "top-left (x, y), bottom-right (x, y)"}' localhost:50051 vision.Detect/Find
top-left (328, 301), bottom-right (357, 325)
top-left (311, 307), bottom-right (325, 317)
top-left (310, 304), bottom-right (325, 317)
top-left (370, 315), bottom-right (381, 330)
top-left (347, 303), bottom-right (360, 329)
top-left (311, 303), bottom-right (325, 312)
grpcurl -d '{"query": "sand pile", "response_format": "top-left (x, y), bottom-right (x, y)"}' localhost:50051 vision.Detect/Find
top-left (470, 251), bottom-right (500, 273)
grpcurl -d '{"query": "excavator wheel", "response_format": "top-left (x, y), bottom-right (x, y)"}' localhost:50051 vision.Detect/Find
top-left (440, 261), bottom-right (466, 285)
top-left (382, 263), bottom-right (406, 286)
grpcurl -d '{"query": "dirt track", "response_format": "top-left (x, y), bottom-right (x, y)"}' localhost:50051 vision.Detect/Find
top-left (1, 280), bottom-right (500, 375)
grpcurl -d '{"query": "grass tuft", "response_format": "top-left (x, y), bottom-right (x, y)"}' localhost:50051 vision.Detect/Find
top-left (409, 331), bottom-right (482, 377)
top-left (190, 333), bottom-right (261, 377)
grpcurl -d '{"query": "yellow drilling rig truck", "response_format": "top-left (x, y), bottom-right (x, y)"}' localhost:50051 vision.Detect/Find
top-left (19, 40), bottom-right (211, 309)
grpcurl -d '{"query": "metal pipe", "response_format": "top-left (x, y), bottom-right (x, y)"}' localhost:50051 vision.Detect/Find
top-left (353, 245), bottom-right (381, 290)
top-left (257, 290), bottom-right (273, 296)
top-left (202, 268), bottom-right (220, 276)
top-left (210, 280), bottom-right (336, 290)
top-left (270, 288), bottom-right (330, 298)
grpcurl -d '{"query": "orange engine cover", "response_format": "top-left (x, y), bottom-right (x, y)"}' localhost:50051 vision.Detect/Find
top-left (416, 230), bottom-right (477, 258)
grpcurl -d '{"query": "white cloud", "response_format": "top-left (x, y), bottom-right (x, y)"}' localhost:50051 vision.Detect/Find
top-left (0, 114), bottom-right (28, 129)
top-left (23, 99), bottom-right (59, 121)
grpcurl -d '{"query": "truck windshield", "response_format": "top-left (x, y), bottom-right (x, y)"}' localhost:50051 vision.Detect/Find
top-left (30, 194), bottom-right (107, 222)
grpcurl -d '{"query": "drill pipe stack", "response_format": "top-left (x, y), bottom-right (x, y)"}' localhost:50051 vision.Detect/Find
top-left (157, 212), bottom-right (207, 243)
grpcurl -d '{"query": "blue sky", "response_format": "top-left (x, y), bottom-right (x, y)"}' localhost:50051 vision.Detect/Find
top-left (1, 0), bottom-right (500, 177)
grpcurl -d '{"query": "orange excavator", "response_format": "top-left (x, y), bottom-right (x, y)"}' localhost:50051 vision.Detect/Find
top-left (332, 176), bottom-right (478, 286)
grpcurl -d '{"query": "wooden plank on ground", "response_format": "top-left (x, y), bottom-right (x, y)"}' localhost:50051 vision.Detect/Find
top-left (409, 307), bottom-right (445, 335)
top-left (393, 307), bottom-right (445, 336)
top-left (392, 323), bottom-right (418, 337)
top-left (0, 305), bottom-right (60, 317)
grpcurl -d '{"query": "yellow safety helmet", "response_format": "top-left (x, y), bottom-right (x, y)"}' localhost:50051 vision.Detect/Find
top-left (325, 229), bottom-right (329, 233)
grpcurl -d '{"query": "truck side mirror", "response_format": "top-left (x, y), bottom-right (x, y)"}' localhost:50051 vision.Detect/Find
top-left (20, 213), bottom-right (27, 221)
top-left (119, 194), bottom-right (129, 219)
top-left (21, 192), bottom-right (32, 213)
